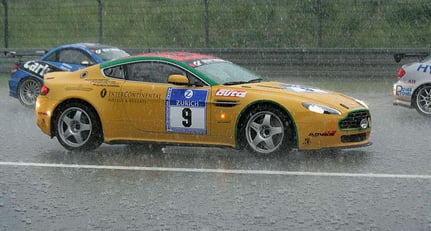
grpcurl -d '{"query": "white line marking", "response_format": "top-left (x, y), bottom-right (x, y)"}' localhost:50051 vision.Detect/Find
top-left (0, 161), bottom-right (430, 179)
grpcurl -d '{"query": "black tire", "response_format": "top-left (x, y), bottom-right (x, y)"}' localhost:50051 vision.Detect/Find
top-left (239, 105), bottom-right (294, 155)
top-left (414, 85), bottom-right (431, 116)
top-left (18, 77), bottom-right (41, 108)
top-left (55, 102), bottom-right (103, 151)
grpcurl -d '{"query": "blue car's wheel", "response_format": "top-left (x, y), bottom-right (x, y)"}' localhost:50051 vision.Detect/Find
top-left (18, 78), bottom-right (41, 108)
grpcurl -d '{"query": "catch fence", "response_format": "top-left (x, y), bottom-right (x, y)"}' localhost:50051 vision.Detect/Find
top-left (1, 48), bottom-right (427, 80)
top-left (1, 0), bottom-right (431, 49)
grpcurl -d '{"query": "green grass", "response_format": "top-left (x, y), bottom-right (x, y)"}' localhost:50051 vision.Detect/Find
top-left (0, 0), bottom-right (430, 48)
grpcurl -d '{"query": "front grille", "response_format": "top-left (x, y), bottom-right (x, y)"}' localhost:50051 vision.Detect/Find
top-left (339, 110), bottom-right (371, 130)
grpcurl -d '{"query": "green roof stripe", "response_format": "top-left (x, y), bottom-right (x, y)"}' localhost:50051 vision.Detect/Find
top-left (100, 56), bottom-right (218, 86)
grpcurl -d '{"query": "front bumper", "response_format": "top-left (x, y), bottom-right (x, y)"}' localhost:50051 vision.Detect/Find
top-left (296, 109), bottom-right (372, 150)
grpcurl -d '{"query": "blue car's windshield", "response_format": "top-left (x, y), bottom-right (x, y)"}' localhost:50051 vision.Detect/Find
top-left (93, 48), bottom-right (130, 61)
top-left (195, 61), bottom-right (265, 85)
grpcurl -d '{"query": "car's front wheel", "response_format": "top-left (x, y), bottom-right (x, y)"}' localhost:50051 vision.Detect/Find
top-left (414, 85), bottom-right (431, 116)
top-left (55, 102), bottom-right (103, 151)
top-left (18, 78), bottom-right (41, 108)
top-left (241, 106), bottom-right (293, 154)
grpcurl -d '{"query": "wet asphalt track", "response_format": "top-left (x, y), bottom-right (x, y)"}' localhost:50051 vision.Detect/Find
top-left (0, 78), bottom-right (430, 230)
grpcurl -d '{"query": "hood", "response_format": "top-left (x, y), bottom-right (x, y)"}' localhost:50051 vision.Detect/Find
top-left (242, 81), bottom-right (367, 111)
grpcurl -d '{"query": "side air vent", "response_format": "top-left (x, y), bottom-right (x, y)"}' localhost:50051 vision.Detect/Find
top-left (214, 101), bottom-right (240, 107)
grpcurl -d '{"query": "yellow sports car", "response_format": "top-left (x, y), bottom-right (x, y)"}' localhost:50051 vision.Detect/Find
top-left (36, 52), bottom-right (371, 154)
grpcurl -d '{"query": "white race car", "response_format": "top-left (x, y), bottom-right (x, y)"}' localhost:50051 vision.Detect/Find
top-left (393, 52), bottom-right (431, 116)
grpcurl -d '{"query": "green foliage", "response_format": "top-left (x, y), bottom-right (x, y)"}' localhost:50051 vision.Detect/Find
top-left (0, 0), bottom-right (429, 48)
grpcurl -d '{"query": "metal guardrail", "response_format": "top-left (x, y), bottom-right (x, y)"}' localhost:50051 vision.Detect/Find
top-left (0, 48), bottom-right (428, 79)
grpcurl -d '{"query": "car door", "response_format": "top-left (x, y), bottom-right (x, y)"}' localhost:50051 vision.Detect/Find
top-left (121, 61), bottom-right (211, 137)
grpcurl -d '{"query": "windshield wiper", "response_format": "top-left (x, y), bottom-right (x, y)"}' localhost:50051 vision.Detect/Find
top-left (223, 78), bottom-right (263, 85)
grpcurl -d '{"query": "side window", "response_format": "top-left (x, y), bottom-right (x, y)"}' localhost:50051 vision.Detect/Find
top-left (58, 49), bottom-right (94, 65)
top-left (44, 52), bottom-right (57, 62)
top-left (126, 62), bottom-right (186, 83)
top-left (103, 65), bottom-right (125, 79)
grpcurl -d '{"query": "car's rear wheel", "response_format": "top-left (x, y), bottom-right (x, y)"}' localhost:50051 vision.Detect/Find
top-left (414, 85), bottom-right (431, 116)
top-left (241, 105), bottom-right (293, 154)
top-left (55, 102), bottom-right (103, 151)
top-left (18, 78), bottom-right (41, 108)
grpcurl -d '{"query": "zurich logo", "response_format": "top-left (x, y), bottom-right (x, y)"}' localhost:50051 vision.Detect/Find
top-left (184, 89), bottom-right (193, 99)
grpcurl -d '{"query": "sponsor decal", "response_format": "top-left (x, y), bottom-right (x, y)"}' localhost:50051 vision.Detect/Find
top-left (215, 89), bottom-right (247, 97)
top-left (23, 61), bottom-right (51, 76)
top-left (308, 130), bottom-right (336, 137)
top-left (184, 89), bottom-right (194, 99)
top-left (395, 85), bottom-right (412, 96)
top-left (103, 90), bottom-right (161, 104)
top-left (189, 59), bottom-right (226, 67)
top-left (303, 138), bottom-right (311, 145)
top-left (64, 85), bottom-right (93, 91)
top-left (100, 88), bottom-right (107, 98)
top-left (86, 79), bottom-right (121, 87)
top-left (166, 88), bottom-right (209, 134)
top-left (416, 64), bottom-right (431, 74)
top-left (93, 48), bottom-right (122, 54)
top-left (279, 84), bottom-right (328, 94)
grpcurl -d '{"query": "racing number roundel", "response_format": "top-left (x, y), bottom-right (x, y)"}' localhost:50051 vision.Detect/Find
top-left (166, 88), bottom-right (208, 134)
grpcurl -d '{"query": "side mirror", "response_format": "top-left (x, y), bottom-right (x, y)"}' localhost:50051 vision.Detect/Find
top-left (168, 74), bottom-right (189, 85)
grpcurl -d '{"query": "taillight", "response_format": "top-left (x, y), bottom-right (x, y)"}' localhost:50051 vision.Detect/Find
top-left (40, 85), bottom-right (49, 96)
top-left (11, 64), bottom-right (19, 75)
top-left (397, 68), bottom-right (406, 79)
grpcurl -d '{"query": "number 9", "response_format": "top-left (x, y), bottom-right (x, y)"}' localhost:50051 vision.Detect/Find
top-left (182, 108), bottom-right (192, 127)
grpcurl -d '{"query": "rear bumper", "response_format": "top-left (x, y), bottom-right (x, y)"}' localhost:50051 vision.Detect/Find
top-left (35, 96), bottom-right (56, 137)
top-left (393, 99), bottom-right (412, 108)
top-left (393, 82), bottom-right (414, 109)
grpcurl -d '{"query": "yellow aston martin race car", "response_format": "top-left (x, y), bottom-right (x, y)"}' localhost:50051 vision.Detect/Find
top-left (36, 52), bottom-right (371, 154)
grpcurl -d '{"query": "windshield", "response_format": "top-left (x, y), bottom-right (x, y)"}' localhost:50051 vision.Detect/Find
top-left (93, 48), bottom-right (130, 61)
top-left (196, 62), bottom-right (265, 85)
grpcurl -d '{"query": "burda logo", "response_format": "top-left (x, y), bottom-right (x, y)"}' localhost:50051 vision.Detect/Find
top-left (23, 61), bottom-right (51, 76)
top-left (215, 89), bottom-right (247, 97)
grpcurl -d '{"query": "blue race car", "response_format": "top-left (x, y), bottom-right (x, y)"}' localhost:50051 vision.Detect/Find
top-left (8, 43), bottom-right (129, 107)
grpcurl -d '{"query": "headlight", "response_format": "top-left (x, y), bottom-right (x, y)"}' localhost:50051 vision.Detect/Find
top-left (302, 102), bottom-right (341, 115)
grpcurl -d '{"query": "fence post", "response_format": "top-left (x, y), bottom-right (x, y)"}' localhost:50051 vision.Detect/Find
top-left (204, 0), bottom-right (209, 47)
top-left (316, 0), bottom-right (322, 48)
top-left (2, 0), bottom-right (8, 48)
top-left (97, 0), bottom-right (103, 43)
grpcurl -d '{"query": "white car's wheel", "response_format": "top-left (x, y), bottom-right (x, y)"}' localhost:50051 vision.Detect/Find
top-left (414, 85), bottom-right (431, 116)
top-left (18, 78), bottom-right (41, 108)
